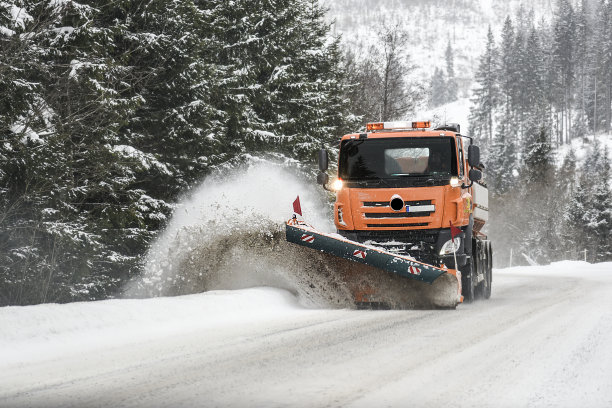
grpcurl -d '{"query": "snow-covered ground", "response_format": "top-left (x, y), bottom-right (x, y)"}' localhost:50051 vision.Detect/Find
top-left (557, 133), bottom-right (612, 164)
top-left (1, 261), bottom-right (611, 407)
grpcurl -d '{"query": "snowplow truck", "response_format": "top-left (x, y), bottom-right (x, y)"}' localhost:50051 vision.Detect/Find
top-left (286, 121), bottom-right (492, 308)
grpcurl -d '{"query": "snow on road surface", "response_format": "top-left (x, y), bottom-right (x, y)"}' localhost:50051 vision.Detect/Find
top-left (1, 261), bottom-right (611, 408)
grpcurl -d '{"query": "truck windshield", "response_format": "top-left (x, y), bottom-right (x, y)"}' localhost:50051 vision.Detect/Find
top-left (338, 137), bottom-right (458, 184)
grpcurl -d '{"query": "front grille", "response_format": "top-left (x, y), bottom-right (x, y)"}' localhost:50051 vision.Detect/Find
top-left (365, 212), bottom-right (432, 218)
top-left (349, 229), bottom-right (438, 243)
top-left (363, 201), bottom-right (389, 207)
top-left (405, 200), bottom-right (432, 206)
top-left (363, 199), bottom-right (432, 208)
top-left (339, 228), bottom-right (440, 264)
top-left (366, 222), bottom-right (429, 228)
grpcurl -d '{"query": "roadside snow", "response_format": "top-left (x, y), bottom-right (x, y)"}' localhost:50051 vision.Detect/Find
top-left (0, 288), bottom-right (307, 367)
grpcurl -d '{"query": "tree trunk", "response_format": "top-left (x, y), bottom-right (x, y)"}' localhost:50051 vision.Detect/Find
top-left (593, 77), bottom-right (598, 133)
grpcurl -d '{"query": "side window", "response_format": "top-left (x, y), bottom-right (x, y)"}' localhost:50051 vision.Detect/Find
top-left (457, 139), bottom-right (464, 178)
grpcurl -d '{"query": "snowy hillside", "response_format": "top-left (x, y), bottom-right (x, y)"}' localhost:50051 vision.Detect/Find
top-left (323, 0), bottom-right (552, 88)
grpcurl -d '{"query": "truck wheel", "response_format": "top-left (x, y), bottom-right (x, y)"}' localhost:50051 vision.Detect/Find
top-left (461, 255), bottom-right (475, 303)
top-left (474, 240), bottom-right (487, 299)
top-left (483, 242), bottom-right (492, 299)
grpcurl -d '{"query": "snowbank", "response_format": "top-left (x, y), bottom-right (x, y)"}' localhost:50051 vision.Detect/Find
top-left (498, 260), bottom-right (612, 279)
top-left (0, 288), bottom-right (306, 366)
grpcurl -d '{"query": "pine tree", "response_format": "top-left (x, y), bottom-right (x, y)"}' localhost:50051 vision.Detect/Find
top-left (511, 24), bottom-right (528, 142)
top-left (587, 152), bottom-right (612, 261)
top-left (562, 181), bottom-right (589, 259)
top-left (1, 0), bottom-right (364, 305)
top-left (552, 0), bottom-right (576, 143)
top-left (429, 67), bottom-right (447, 108)
top-left (522, 126), bottom-right (556, 186)
top-left (567, 142), bottom-right (612, 262)
top-left (469, 26), bottom-right (499, 144)
top-left (496, 17), bottom-right (517, 143)
top-left (518, 124), bottom-right (556, 262)
top-left (600, 0), bottom-right (612, 133)
top-left (203, 0), bottom-right (356, 160)
top-left (574, 0), bottom-right (589, 126)
top-left (485, 130), bottom-right (517, 196)
top-left (557, 149), bottom-right (577, 194)
top-left (1, 0), bottom-right (142, 304)
top-left (445, 39), bottom-right (458, 102)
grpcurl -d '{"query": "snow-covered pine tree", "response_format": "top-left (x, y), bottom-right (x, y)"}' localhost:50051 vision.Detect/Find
top-left (444, 39), bottom-right (458, 102)
top-left (122, 0), bottom-right (221, 189)
top-left (517, 123), bottom-right (557, 262)
top-left (0, 0), bottom-right (148, 304)
top-left (496, 17), bottom-right (518, 144)
top-left (565, 142), bottom-right (612, 262)
top-left (586, 147), bottom-right (611, 261)
top-left (552, 0), bottom-right (576, 144)
top-left (557, 149), bottom-right (577, 195)
top-left (429, 67), bottom-right (447, 108)
top-left (520, 29), bottom-right (549, 154)
top-left (485, 131), bottom-right (517, 197)
top-left (1, 0), bottom-right (359, 306)
top-left (511, 25), bottom-right (528, 142)
top-left (203, 0), bottom-right (354, 162)
top-left (573, 0), bottom-right (589, 128)
top-left (249, 0), bottom-right (355, 158)
top-left (555, 149), bottom-right (578, 257)
top-left (298, 0), bottom-right (359, 148)
top-left (598, 0), bottom-right (612, 133)
top-left (468, 26), bottom-right (498, 145)
top-left (562, 181), bottom-right (589, 259)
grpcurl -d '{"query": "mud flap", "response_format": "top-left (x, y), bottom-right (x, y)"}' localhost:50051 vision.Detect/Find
top-left (286, 222), bottom-right (462, 308)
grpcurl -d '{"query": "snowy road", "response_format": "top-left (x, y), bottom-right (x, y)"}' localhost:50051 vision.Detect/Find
top-left (1, 261), bottom-right (612, 408)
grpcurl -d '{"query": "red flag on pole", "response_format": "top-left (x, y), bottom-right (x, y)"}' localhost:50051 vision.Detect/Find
top-left (450, 221), bottom-right (461, 243)
top-left (293, 195), bottom-right (302, 216)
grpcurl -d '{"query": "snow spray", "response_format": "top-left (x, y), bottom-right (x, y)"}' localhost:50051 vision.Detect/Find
top-left (124, 160), bottom-right (354, 308)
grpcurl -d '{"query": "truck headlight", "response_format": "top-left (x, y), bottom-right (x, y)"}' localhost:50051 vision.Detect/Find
top-left (450, 177), bottom-right (461, 187)
top-left (440, 238), bottom-right (461, 255)
top-left (331, 179), bottom-right (343, 191)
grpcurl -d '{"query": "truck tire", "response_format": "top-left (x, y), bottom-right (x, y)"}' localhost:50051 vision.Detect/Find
top-left (475, 239), bottom-right (488, 300)
top-left (483, 241), bottom-right (492, 299)
top-left (461, 253), bottom-right (475, 303)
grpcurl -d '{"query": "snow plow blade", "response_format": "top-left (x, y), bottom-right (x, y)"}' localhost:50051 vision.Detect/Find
top-left (286, 221), bottom-right (462, 309)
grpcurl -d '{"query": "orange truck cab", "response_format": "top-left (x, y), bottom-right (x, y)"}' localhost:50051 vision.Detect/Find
top-left (317, 121), bottom-right (492, 302)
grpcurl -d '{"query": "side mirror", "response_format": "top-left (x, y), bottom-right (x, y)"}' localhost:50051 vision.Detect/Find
top-left (468, 145), bottom-right (480, 168)
top-left (469, 168), bottom-right (482, 182)
top-left (317, 172), bottom-right (329, 186)
top-left (318, 149), bottom-right (329, 172)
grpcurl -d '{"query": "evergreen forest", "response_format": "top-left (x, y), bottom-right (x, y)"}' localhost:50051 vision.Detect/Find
top-left (1, 0), bottom-right (611, 306)
top-left (469, 0), bottom-right (612, 266)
